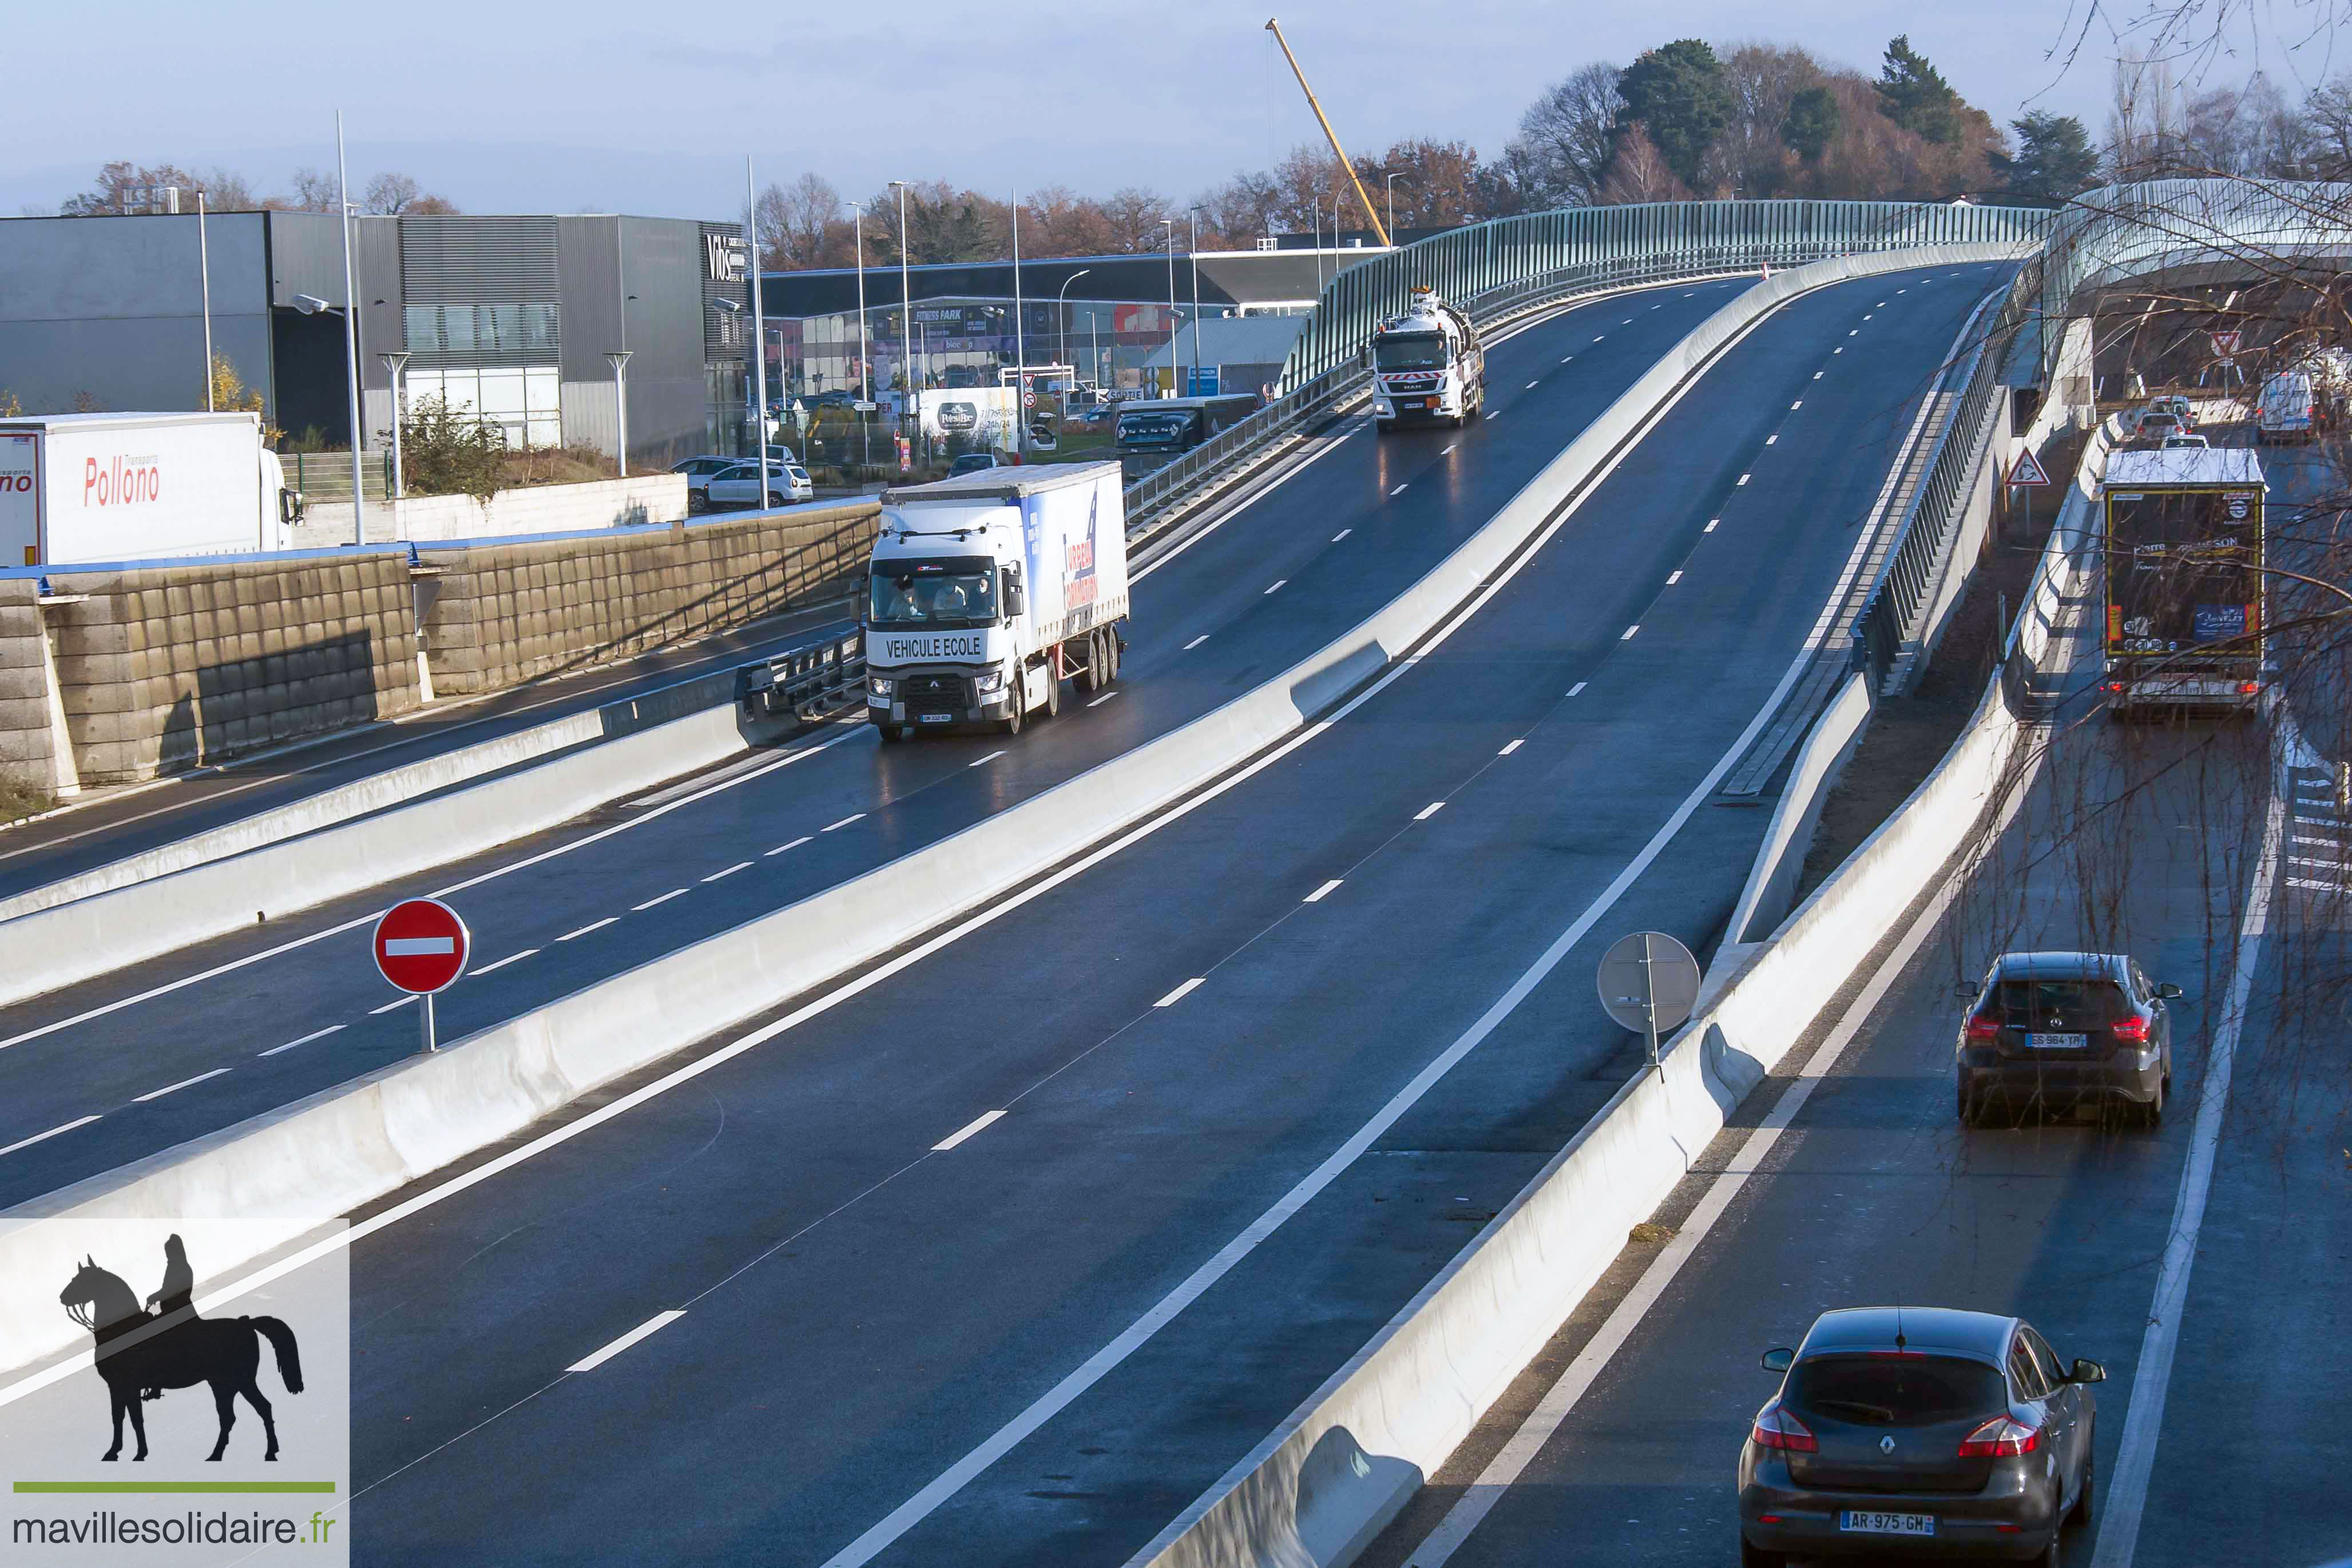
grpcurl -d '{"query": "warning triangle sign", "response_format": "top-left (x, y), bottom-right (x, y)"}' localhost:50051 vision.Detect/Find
top-left (2006, 446), bottom-right (2052, 487)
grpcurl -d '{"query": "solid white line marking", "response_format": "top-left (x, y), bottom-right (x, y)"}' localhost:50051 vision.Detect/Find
top-left (1264, 579), bottom-right (1286, 594)
top-left (1704, 518), bottom-right (1719, 533)
top-left (0, 716), bottom-right (875, 1055)
top-left (1665, 570), bottom-right (1683, 585)
top-left (0, 1115), bottom-right (101, 1158)
top-left (470, 949), bottom-right (538, 976)
top-left (822, 813), bottom-right (865, 832)
top-left (703, 861), bottom-right (753, 882)
top-left (1391, 483), bottom-right (1409, 495)
top-left (1498, 739), bottom-right (1525, 756)
top-left (568, 1311), bottom-right (686, 1374)
top-left (383, 937), bottom-right (455, 956)
top-left (1330, 530), bottom-right (1351, 543)
top-left (633, 889), bottom-right (689, 911)
top-left (765, 836), bottom-right (813, 857)
top-left (931, 1110), bottom-right (1006, 1152)
top-left (368, 995), bottom-right (417, 1014)
top-left (133, 1067), bottom-right (232, 1103)
top-left (1183, 634), bottom-right (1211, 650)
top-left (1620, 625), bottom-right (1639, 640)
top-left (1415, 801), bottom-right (1446, 820)
top-left (1303, 880), bottom-right (1344, 903)
top-left (557, 918), bottom-right (618, 942)
top-left (1088, 692), bottom-right (1121, 708)
top-left (1154, 978), bottom-right (1205, 1008)
top-left (1566, 682), bottom-right (1586, 696)
top-left (2089, 784), bottom-right (2282, 1568)
top-left (259, 1024), bottom-right (345, 1058)
top-left (969, 750), bottom-right (1007, 768)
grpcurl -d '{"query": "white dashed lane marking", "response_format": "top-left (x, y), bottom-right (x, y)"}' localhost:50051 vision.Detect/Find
top-left (471, 948), bottom-right (538, 975)
top-left (1155, 978), bottom-right (1205, 1008)
top-left (568, 1311), bottom-right (687, 1374)
top-left (1415, 801), bottom-right (1446, 821)
top-left (1183, 634), bottom-right (1210, 650)
top-left (259, 1024), bottom-right (346, 1058)
top-left (370, 994), bottom-right (418, 1014)
top-left (931, 1110), bottom-right (1006, 1152)
top-left (766, 836), bottom-right (812, 856)
top-left (702, 861), bottom-right (753, 882)
top-left (822, 813), bottom-right (865, 832)
top-left (632, 888), bottom-right (688, 910)
top-left (0, 1116), bottom-right (101, 1158)
top-left (1499, 739), bottom-right (1525, 756)
top-left (1304, 880), bottom-right (1344, 903)
top-left (133, 1067), bottom-right (232, 1103)
top-left (558, 917), bottom-right (619, 942)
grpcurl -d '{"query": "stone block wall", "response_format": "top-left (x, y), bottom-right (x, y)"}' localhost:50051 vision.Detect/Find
top-left (419, 501), bottom-right (880, 694)
top-left (0, 579), bottom-right (57, 793)
top-left (39, 553), bottom-right (421, 783)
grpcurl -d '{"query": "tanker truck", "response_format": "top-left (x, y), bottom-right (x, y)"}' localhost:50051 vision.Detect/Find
top-left (1369, 285), bottom-right (1486, 432)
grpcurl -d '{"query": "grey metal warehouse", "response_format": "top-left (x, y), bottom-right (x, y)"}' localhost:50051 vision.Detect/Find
top-left (0, 211), bottom-right (752, 471)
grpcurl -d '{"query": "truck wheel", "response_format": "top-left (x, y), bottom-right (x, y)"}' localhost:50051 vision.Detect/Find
top-left (1375, 420), bottom-right (1394, 436)
top-left (1108, 633), bottom-right (1122, 682)
top-left (1001, 681), bottom-right (1025, 736)
top-left (1044, 663), bottom-right (1062, 719)
top-left (878, 723), bottom-right (907, 744)
top-left (1077, 632), bottom-right (1102, 694)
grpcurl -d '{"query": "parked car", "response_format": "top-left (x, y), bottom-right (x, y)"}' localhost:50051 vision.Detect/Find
top-left (1740, 1307), bottom-right (2103, 1568)
top-left (703, 459), bottom-right (811, 511)
top-left (947, 451), bottom-right (1005, 477)
top-left (673, 455), bottom-right (741, 509)
top-left (1954, 951), bottom-right (2179, 1126)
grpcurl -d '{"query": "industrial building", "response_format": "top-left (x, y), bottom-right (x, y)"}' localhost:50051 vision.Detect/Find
top-left (0, 211), bottom-right (752, 472)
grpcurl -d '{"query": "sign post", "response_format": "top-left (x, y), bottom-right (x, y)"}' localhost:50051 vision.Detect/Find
top-left (1596, 931), bottom-right (1701, 1070)
top-left (373, 896), bottom-right (471, 1053)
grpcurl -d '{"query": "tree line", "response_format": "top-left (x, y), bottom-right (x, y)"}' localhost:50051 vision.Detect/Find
top-left (50, 161), bottom-right (458, 216)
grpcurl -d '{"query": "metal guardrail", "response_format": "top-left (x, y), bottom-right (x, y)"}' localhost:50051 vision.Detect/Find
top-left (736, 626), bottom-right (866, 721)
top-left (1117, 199), bottom-right (2054, 535)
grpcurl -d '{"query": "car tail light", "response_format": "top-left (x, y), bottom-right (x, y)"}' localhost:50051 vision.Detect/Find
top-left (2239, 681), bottom-right (2260, 695)
top-left (1959, 1415), bottom-right (2040, 1456)
top-left (1751, 1402), bottom-right (1817, 1453)
top-left (2112, 1014), bottom-right (2150, 1045)
top-left (1964, 1014), bottom-right (2002, 1041)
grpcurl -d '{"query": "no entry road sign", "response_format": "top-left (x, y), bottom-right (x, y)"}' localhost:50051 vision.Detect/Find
top-left (374, 898), bottom-right (470, 995)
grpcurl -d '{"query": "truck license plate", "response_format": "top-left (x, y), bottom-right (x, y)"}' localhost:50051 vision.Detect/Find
top-left (1839, 1512), bottom-right (1934, 1536)
top-left (918, 712), bottom-right (951, 724)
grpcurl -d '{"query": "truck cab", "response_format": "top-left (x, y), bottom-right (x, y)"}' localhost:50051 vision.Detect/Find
top-left (1370, 285), bottom-right (1485, 432)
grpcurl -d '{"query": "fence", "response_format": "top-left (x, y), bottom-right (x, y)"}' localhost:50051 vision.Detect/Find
top-left (283, 449), bottom-right (395, 502)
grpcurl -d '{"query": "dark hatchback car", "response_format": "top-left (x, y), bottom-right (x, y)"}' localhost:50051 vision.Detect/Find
top-left (1740, 1307), bottom-right (2103, 1567)
top-left (1954, 952), bottom-right (2179, 1126)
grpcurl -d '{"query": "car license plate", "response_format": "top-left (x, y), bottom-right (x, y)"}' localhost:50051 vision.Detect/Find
top-left (1840, 1511), bottom-right (1934, 1536)
top-left (2026, 1033), bottom-right (2087, 1049)
top-left (918, 712), bottom-right (951, 724)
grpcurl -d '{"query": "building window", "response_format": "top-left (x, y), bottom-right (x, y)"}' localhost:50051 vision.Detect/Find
top-left (402, 303), bottom-right (559, 359)
top-left (406, 364), bottom-right (561, 448)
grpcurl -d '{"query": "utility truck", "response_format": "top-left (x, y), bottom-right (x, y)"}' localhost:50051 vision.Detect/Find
top-left (863, 461), bottom-right (1130, 740)
top-left (2099, 446), bottom-right (2266, 715)
top-left (0, 411), bottom-right (302, 566)
top-left (1369, 284), bottom-right (1485, 431)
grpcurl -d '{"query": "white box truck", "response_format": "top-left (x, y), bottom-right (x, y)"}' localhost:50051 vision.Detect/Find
top-left (0, 411), bottom-right (303, 567)
top-left (863, 461), bottom-right (1129, 739)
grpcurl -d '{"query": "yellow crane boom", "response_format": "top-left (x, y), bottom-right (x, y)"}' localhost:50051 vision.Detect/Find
top-left (1264, 17), bottom-right (1393, 249)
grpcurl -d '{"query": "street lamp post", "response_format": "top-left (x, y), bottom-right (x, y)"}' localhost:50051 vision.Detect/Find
top-left (605, 352), bottom-right (633, 479)
top-left (849, 200), bottom-right (871, 470)
top-left (334, 110), bottom-right (366, 544)
top-left (1011, 190), bottom-right (1026, 461)
top-left (378, 351), bottom-right (410, 538)
top-left (1160, 218), bottom-right (1178, 395)
top-left (745, 155), bottom-right (769, 487)
top-left (1385, 173), bottom-right (1411, 244)
top-left (890, 181), bottom-right (915, 436)
top-left (196, 190), bottom-right (214, 411)
top-left (1187, 207), bottom-right (1204, 393)
top-left (1056, 268), bottom-right (1091, 392)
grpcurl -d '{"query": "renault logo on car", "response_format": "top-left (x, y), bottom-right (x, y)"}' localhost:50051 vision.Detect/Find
top-left (1879, 1435), bottom-right (1897, 1454)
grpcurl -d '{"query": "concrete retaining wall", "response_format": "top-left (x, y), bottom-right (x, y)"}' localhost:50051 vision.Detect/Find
top-left (0, 579), bottom-right (58, 791)
top-left (294, 474), bottom-right (689, 547)
top-left (1720, 670), bottom-right (1873, 952)
top-left (417, 499), bottom-right (879, 695)
top-left (0, 241), bottom-right (2030, 1384)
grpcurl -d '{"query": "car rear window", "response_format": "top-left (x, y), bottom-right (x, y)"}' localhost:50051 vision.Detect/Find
top-left (1786, 1355), bottom-right (2008, 1427)
top-left (1988, 979), bottom-right (2129, 1028)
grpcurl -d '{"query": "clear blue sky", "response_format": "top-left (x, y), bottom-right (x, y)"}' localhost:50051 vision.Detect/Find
top-left (5, 0), bottom-right (2317, 220)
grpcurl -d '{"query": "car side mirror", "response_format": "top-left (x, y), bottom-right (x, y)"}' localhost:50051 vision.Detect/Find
top-left (2069, 1358), bottom-right (2107, 1384)
top-left (1761, 1347), bottom-right (1794, 1374)
top-left (2154, 983), bottom-right (2183, 1000)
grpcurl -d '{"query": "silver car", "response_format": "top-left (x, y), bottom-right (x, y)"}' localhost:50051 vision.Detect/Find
top-left (1740, 1307), bottom-right (2103, 1567)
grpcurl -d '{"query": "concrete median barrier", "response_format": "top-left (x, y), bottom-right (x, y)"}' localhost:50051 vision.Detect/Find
top-left (0, 241), bottom-right (2027, 1384)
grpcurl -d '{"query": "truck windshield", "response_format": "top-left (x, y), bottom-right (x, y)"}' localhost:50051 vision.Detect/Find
top-left (2107, 489), bottom-right (2261, 660)
top-left (1376, 334), bottom-right (1448, 371)
top-left (870, 564), bottom-right (999, 627)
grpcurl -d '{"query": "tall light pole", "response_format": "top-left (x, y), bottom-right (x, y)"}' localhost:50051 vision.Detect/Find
top-left (335, 110), bottom-right (366, 543)
top-left (1160, 218), bottom-right (1178, 396)
top-left (1187, 206), bottom-right (1204, 392)
top-left (746, 155), bottom-right (769, 483)
top-left (1384, 173), bottom-right (1411, 244)
top-left (849, 200), bottom-right (871, 470)
top-left (379, 351), bottom-right (409, 537)
top-left (196, 190), bottom-right (214, 412)
top-left (891, 181), bottom-right (915, 429)
top-left (1056, 268), bottom-right (1091, 391)
top-left (1011, 190), bottom-right (1027, 461)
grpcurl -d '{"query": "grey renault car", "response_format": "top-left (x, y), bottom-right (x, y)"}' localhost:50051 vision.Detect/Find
top-left (1954, 952), bottom-right (2180, 1126)
top-left (1739, 1307), bottom-right (2103, 1566)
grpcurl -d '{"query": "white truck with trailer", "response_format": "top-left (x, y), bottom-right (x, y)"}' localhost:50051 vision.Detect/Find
top-left (0, 411), bottom-right (302, 567)
top-left (863, 461), bottom-right (1129, 740)
top-left (1369, 285), bottom-right (1485, 432)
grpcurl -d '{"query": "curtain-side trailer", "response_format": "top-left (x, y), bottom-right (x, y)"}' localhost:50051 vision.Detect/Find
top-left (2099, 447), bottom-right (2267, 714)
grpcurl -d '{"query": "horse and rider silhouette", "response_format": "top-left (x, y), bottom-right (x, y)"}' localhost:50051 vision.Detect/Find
top-left (57, 1236), bottom-right (303, 1463)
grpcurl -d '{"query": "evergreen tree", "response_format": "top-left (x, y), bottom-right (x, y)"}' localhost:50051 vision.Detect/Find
top-left (1615, 39), bottom-right (1735, 189)
top-left (1995, 110), bottom-right (2101, 197)
top-left (1876, 35), bottom-right (1964, 146)
top-left (1781, 87), bottom-right (1842, 164)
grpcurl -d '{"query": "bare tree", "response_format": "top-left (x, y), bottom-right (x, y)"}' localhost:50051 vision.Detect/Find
top-left (280, 168), bottom-right (340, 213)
top-left (1600, 121), bottom-right (1693, 203)
top-left (360, 172), bottom-right (457, 216)
top-left (1509, 62), bottom-right (1622, 207)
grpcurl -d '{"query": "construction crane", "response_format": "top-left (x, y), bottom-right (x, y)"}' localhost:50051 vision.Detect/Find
top-left (1263, 17), bottom-right (1393, 249)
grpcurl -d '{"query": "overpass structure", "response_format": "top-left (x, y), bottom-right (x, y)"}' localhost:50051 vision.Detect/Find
top-left (0, 184), bottom-right (2339, 1568)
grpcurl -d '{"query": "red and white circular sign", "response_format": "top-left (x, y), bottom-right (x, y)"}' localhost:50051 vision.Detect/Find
top-left (373, 898), bottom-right (470, 994)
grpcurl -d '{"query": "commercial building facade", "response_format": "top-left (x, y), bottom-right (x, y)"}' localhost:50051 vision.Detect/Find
top-left (0, 211), bottom-right (750, 472)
